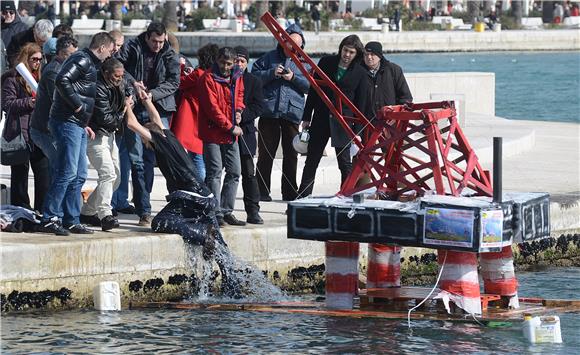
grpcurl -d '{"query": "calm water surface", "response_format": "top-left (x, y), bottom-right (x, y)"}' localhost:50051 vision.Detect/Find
top-left (2, 268), bottom-right (579, 354)
top-left (389, 51), bottom-right (579, 123)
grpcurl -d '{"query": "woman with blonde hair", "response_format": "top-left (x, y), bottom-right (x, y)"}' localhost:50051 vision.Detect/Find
top-left (1, 42), bottom-right (49, 212)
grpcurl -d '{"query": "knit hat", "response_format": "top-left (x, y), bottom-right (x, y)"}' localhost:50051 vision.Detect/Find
top-left (1, 1), bottom-right (16, 12)
top-left (364, 41), bottom-right (383, 57)
top-left (43, 37), bottom-right (57, 55)
top-left (234, 45), bottom-right (249, 61)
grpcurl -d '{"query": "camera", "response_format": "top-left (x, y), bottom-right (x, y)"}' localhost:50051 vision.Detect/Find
top-left (281, 67), bottom-right (290, 75)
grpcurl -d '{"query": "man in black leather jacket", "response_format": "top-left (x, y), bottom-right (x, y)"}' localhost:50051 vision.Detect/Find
top-left (116, 22), bottom-right (180, 227)
top-left (80, 58), bottom-right (129, 231)
top-left (38, 32), bottom-right (115, 236)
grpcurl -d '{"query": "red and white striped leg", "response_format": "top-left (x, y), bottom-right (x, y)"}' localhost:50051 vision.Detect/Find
top-left (325, 241), bottom-right (360, 309)
top-left (367, 243), bottom-right (401, 288)
top-left (435, 250), bottom-right (482, 315)
top-left (480, 246), bottom-right (519, 308)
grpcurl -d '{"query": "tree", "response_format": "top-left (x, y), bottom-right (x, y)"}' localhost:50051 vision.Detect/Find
top-left (256, 0), bottom-right (269, 30)
top-left (163, 0), bottom-right (179, 32)
top-left (511, 0), bottom-right (522, 25)
top-left (110, 1), bottom-right (123, 21)
top-left (468, 1), bottom-right (481, 23)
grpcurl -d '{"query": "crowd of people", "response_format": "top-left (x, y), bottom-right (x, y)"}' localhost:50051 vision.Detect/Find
top-left (1, 2), bottom-right (413, 236)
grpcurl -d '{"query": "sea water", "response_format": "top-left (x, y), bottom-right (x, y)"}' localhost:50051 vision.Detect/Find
top-left (192, 51), bottom-right (578, 123)
top-left (388, 51), bottom-right (579, 123)
top-left (2, 268), bottom-right (579, 353)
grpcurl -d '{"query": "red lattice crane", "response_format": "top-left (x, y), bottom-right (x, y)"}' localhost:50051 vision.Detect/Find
top-left (260, 12), bottom-right (493, 199)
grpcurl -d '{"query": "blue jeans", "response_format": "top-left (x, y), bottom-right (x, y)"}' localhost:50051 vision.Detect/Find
top-left (111, 131), bottom-right (131, 210)
top-left (189, 151), bottom-right (206, 183)
top-left (203, 142), bottom-right (241, 217)
top-left (42, 119), bottom-right (87, 226)
top-left (30, 127), bottom-right (75, 222)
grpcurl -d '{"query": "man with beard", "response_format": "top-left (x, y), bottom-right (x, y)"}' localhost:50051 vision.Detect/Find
top-left (80, 58), bottom-right (130, 231)
top-left (198, 47), bottom-right (246, 227)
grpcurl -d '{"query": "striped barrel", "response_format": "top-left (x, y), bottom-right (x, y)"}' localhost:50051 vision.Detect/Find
top-left (480, 246), bottom-right (519, 308)
top-left (436, 250), bottom-right (482, 315)
top-left (325, 241), bottom-right (360, 309)
top-left (367, 244), bottom-right (401, 288)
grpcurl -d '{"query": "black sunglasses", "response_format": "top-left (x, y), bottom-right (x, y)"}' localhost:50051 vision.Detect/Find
top-left (2, 10), bottom-right (15, 15)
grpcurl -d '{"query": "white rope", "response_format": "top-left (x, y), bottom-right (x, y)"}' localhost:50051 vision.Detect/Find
top-left (407, 250), bottom-right (447, 332)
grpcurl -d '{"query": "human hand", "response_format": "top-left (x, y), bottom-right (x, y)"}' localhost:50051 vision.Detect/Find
top-left (85, 126), bottom-right (95, 140)
top-left (232, 126), bottom-right (243, 136)
top-left (133, 81), bottom-right (146, 92)
top-left (125, 95), bottom-right (134, 108)
top-left (274, 64), bottom-right (285, 78)
top-left (281, 68), bottom-right (294, 81)
top-left (179, 57), bottom-right (186, 66)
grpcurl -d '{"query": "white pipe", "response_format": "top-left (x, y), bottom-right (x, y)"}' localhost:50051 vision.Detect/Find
top-left (15, 63), bottom-right (38, 93)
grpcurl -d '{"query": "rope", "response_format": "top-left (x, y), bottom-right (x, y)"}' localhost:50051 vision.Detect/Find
top-left (407, 250), bottom-right (447, 333)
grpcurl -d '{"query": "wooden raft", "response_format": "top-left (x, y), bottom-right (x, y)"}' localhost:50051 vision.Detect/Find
top-left (129, 288), bottom-right (580, 324)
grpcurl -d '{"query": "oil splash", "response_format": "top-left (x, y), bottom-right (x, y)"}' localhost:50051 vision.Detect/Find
top-left (184, 241), bottom-right (292, 304)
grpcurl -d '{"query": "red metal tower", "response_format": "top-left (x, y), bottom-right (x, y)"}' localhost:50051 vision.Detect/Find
top-left (260, 12), bottom-right (493, 199)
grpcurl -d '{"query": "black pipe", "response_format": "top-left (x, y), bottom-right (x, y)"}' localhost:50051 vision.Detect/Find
top-left (493, 137), bottom-right (502, 203)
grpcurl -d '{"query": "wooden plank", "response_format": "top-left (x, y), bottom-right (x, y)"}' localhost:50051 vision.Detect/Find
top-left (543, 299), bottom-right (580, 308)
top-left (362, 287), bottom-right (440, 301)
top-left (130, 299), bottom-right (580, 324)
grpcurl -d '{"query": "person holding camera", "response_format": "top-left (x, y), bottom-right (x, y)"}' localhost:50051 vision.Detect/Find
top-left (251, 23), bottom-right (310, 202)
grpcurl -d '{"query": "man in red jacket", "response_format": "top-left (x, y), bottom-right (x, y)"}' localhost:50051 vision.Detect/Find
top-left (198, 47), bottom-right (245, 226)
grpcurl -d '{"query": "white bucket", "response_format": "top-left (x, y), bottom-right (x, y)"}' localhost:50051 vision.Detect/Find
top-left (522, 315), bottom-right (562, 343)
top-left (93, 281), bottom-right (122, 311)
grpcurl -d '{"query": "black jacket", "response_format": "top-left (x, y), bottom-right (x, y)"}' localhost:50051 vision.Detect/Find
top-left (238, 70), bottom-right (264, 156)
top-left (364, 58), bottom-right (413, 120)
top-left (116, 32), bottom-right (180, 113)
top-left (50, 48), bottom-right (100, 127)
top-left (30, 56), bottom-right (64, 133)
top-left (6, 26), bottom-right (34, 67)
top-left (1, 17), bottom-right (28, 55)
top-left (89, 71), bottom-right (126, 136)
top-left (302, 55), bottom-right (369, 148)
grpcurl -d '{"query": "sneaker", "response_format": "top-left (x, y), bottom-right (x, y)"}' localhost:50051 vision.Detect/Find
top-left (260, 194), bottom-right (272, 202)
top-left (101, 215), bottom-right (117, 231)
top-left (138, 214), bottom-right (152, 227)
top-left (117, 205), bottom-right (136, 215)
top-left (114, 218), bottom-right (120, 228)
top-left (37, 219), bottom-right (70, 236)
top-left (247, 213), bottom-right (264, 225)
top-left (80, 214), bottom-right (101, 227)
top-left (67, 224), bottom-right (94, 234)
top-left (223, 213), bottom-right (246, 226)
top-left (112, 209), bottom-right (118, 217)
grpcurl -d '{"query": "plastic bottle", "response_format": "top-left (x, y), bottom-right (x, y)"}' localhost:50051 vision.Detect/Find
top-left (93, 281), bottom-right (122, 311)
top-left (522, 314), bottom-right (563, 343)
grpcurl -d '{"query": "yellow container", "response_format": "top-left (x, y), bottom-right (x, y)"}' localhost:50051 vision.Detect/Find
top-left (474, 22), bottom-right (485, 32)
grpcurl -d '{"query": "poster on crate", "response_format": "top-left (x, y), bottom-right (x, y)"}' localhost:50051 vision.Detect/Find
top-left (423, 207), bottom-right (475, 248)
top-left (479, 209), bottom-right (504, 252)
